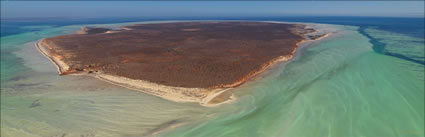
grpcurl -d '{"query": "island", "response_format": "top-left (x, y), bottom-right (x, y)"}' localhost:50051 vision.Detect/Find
top-left (36, 22), bottom-right (325, 106)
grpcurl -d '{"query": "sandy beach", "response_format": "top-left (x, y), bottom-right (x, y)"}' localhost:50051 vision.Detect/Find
top-left (35, 22), bottom-right (331, 106)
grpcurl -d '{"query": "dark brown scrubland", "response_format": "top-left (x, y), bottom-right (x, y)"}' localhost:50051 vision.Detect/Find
top-left (40, 22), bottom-right (305, 88)
top-left (77, 27), bottom-right (111, 34)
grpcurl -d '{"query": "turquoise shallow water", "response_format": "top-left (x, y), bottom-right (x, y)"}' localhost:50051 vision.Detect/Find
top-left (1, 22), bottom-right (424, 137)
top-left (161, 25), bottom-right (424, 137)
top-left (1, 23), bottom-right (223, 137)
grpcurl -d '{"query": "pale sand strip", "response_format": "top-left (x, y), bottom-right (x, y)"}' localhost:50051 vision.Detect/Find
top-left (36, 41), bottom-right (230, 106)
top-left (95, 74), bottom-right (217, 103)
top-left (35, 40), bottom-right (70, 74)
top-left (35, 23), bottom-right (332, 106)
top-left (35, 40), bottom-right (293, 106)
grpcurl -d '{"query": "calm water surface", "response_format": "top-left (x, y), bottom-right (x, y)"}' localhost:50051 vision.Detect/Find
top-left (1, 17), bottom-right (424, 137)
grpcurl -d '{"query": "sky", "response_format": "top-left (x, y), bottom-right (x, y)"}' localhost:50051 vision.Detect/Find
top-left (1, 1), bottom-right (424, 19)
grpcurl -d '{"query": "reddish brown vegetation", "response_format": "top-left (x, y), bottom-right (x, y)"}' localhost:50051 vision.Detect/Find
top-left (41, 22), bottom-right (304, 88)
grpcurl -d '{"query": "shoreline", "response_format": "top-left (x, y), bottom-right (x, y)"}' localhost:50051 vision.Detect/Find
top-left (35, 22), bottom-right (331, 106)
top-left (36, 40), bottom-right (233, 106)
top-left (35, 41), bottom-right (69, 74)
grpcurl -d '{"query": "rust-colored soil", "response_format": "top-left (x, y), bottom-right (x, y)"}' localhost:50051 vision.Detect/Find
top-left (41, 22), bottom-right (304, 88)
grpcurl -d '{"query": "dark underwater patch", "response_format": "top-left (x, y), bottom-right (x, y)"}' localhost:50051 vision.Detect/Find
top-left (358, 26), bottom-right (425, 66)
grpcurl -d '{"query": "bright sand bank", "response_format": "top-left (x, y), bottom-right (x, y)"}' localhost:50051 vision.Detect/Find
top-left (35, 22), bottom-right (331, 106)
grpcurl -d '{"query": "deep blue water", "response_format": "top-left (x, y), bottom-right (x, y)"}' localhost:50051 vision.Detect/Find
top-left (1, 17), bottom-right (157, 37)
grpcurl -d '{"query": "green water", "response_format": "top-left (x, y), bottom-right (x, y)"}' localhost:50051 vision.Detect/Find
top-left (1, 23), bottom-right (423, 137)
top-left (1, 23), bottom-right (223, 137)
top-left (365, 28), bottom-right (425, 64)
top-left (161, 25), bottom-right (424, 137)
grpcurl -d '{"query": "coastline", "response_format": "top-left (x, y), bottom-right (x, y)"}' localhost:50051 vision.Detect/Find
top-left (35, 41), bottom-right (69, 74)
top-left (36, 40), bottom-right (234, 106)
top-left (5, 18), bottom-right (423, 137)
top-left (35, 22), bottom-right (331, 106)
